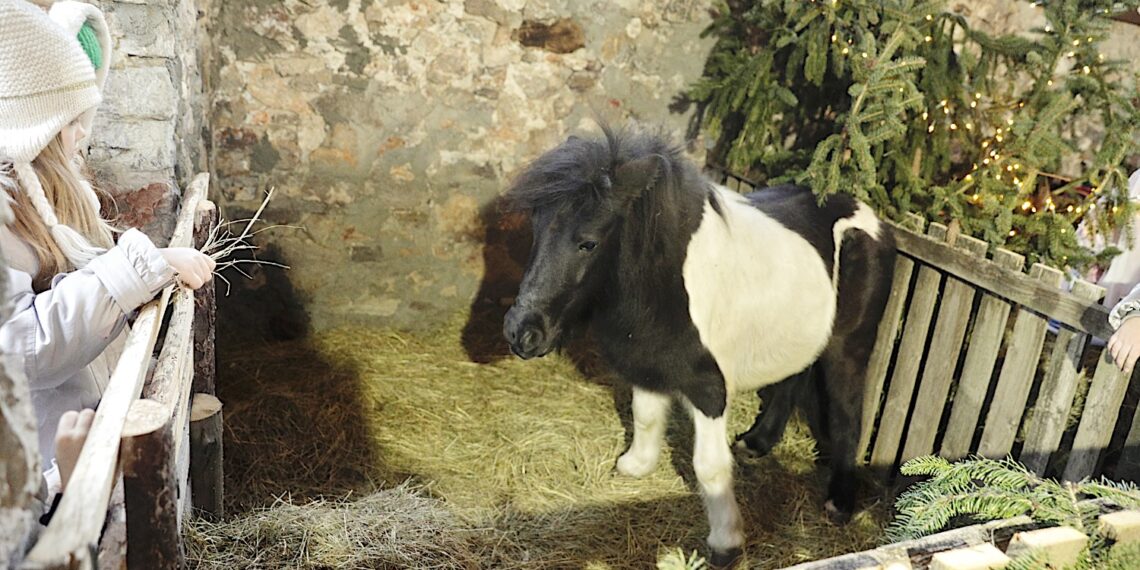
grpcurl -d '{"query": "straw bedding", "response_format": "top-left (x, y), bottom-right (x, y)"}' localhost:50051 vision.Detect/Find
top-left (186, 317), bottom-right (888, 569)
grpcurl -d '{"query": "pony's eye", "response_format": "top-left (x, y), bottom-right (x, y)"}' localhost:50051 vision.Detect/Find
top-left (579, 241), bottom-right (598, 252)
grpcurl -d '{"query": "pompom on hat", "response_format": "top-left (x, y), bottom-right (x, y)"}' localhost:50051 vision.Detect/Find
top-left (0, 0), bottom-right (113, 268)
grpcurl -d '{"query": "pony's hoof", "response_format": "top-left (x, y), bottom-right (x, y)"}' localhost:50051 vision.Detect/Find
top-left (615, 452), bottom-right (656, 478)
top-left (824, 499), bottom-right (853, 525)
top-left (707, 547), bottom-right (743, 569)
top-left (734, 432), bottom-right (776, 457)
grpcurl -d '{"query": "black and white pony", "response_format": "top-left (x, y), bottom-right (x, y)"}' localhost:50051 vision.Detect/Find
top-left (502, 127), bottom-right (895, 565)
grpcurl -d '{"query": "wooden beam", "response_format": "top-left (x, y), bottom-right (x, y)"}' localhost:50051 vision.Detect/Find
top-left (891, 225), bottom-right (1112, 339)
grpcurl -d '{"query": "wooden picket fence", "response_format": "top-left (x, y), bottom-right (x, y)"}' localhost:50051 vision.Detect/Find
top-left (19, 173), bottom-right (222, 569)
top-left (709, 167), bottom-right (1140, 483)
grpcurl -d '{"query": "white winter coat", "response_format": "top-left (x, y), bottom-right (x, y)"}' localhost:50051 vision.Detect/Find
top-left (0, 226), bottom-right (173, 484)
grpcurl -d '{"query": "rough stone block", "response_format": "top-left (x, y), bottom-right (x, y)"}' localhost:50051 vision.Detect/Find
top-left (1005, 526), bottom-right (1088, 567)
top-left (101, 65), bottom-right (177, 121)
top-left (105, 2), bottom-right (177, 58)
top-left (1099, 510), bottom-right (1140, 544)
top-left (929, 544), bottom-right (1011, 570)
top-left (90, 118), bottom-right (177, 176)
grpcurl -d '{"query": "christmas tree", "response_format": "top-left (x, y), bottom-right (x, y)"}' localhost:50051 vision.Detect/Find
top-left (689, 0), bottom-right (1140, 268)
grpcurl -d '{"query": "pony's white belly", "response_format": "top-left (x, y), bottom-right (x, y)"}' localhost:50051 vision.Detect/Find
top-left (682, 189), bottom-right (836, 394)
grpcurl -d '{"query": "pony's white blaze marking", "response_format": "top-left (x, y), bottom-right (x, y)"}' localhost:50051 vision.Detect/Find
top-left (830, 202), bottom-right (883, 289)
top-left (688, 401), bottom-right (744, 552)
top-left (683, 185), bottom-right (836, 394)
top-left (616, 387), bottom-right (672, 477)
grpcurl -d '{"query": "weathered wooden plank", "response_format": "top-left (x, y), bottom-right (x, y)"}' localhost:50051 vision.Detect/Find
top-left (23, 289), bottom-right (172, 567)
top-left (871, 223), bottom-right (947, 469)
top-left (858, 215), bottom-right (925, 461)
top-left (1020, 280), bottom-right (1105, 475)
top-left (891, 225), bottom-right (1113, 339)
top-left (940, 248), bottom-right (1025, 460)
top-left (977, 264), bottom-right (1065, 459)
top-left (859, 255), bottom-right (916, 462)
top-left (900, 235), bottom-right (987, 463)
top-left (1116, 394), bottom-right (1140, 482)
top-left (1063, 347), bottom-right (1132, 480)
top-left (23, 173), bottom-right (207, 567)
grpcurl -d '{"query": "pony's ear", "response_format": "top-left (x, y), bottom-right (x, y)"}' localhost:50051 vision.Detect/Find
top-left (613, 155), bottom-right (665, 204)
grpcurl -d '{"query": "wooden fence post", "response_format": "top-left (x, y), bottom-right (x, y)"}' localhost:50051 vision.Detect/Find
top-left (190, 200), bottom-right (222, 518)
top-left (121, 412), bottom-right (183, 570)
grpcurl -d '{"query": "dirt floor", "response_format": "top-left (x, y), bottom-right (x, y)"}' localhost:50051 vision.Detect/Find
top-left (185, 315), bottom-right (890, 569)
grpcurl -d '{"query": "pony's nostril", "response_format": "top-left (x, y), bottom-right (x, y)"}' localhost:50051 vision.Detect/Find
top-left (520, 328), bottom-right (541, 350)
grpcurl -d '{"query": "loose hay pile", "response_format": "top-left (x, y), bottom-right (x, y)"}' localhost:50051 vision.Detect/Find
top-left (187, 317), bottom-right (889, 569)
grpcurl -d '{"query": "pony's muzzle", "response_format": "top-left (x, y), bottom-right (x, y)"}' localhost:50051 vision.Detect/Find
top-left (503, 306), bottom-right (552, 359)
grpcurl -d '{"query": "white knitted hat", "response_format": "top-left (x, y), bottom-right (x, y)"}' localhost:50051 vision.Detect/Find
top-left (0, 0), bottom-right (113, 268)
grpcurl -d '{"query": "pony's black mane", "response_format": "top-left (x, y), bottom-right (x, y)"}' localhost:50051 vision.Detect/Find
top-left (505, 125), bottom-right (702, 215)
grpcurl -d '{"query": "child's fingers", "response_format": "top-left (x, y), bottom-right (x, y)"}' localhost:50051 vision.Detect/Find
top-left (75, 409), bottom-right (95, 433)
top-left (57, 410), bottom-right (78, 433)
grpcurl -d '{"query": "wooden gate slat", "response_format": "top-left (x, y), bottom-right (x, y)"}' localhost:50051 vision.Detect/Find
top-left (1116, 392), bottom-right (1140, 482)
top-left (900, 235), bottom-right (987, 463)
top-left (859, 214), bottom-right (925, 461)
top-left (870, 223), bottom-right (947, 469)
top-left (977, 264), bottom-right (1064, 458)
top-left (1019, 280), bottom-right (1104, 475)
top-left (1064, 347), bottom-right (1131, 480)
top-left (940, 248), bottom-right (1025, 460)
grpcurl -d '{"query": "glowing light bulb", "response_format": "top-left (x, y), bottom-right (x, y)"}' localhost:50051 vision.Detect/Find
top-left (1009, 230), bottom-right (1017, 236)
top-left (1083, 66), bottom-right (1091, 74)
top-left (1022, 201), bottom-right (1032, 211)
top-left (925, 35), bottom-right (933, 42)
top-left (842, 47), bottom-right (849, 55)
top-left (950, 123), bottom-right (958, 130)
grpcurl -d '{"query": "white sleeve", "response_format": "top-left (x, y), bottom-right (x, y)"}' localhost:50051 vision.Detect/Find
top-left (0, 229), bottom-right (174, 390)
top-left (1109, 281), bottom-right (1140, 330)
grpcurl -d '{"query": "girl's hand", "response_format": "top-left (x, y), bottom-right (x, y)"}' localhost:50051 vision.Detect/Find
top-left (159, 248), bottom-right (216, 290)
top-left (1108, 317), bottom-right (1140, 374)
top-left (56, 409), bottom-right (94, 492)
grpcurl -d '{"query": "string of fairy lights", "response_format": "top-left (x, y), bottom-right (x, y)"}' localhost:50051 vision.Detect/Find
top-left (820, 1), bottom-right (1121, 243)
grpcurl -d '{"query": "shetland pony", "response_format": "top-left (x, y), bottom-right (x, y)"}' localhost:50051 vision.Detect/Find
top-left (503, 127), bottom-right (895, 565)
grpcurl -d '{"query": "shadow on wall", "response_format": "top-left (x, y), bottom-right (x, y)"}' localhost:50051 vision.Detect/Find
top-left (215, 242), bottom-right (309, 343)
top-left (461, 198), bottom-right (532, 364)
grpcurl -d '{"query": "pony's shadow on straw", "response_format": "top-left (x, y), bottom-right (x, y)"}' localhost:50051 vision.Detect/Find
top-left (213, 243), bottom-right (408, 513)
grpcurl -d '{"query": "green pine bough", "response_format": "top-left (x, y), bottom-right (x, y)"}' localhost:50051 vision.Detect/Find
top-left (891, 456), bottom-right (1140, 569)
top-left (690, 0), bottom-right (1140, 269)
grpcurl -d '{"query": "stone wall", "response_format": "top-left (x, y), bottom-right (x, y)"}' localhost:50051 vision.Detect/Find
top-left (207, 0), bottom-right (717, 333)
top-left (88, 0), bottom-right (208, 244)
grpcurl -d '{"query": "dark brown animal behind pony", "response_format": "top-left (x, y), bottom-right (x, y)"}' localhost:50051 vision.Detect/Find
top-left (502, 124), bottom-right (896, 567)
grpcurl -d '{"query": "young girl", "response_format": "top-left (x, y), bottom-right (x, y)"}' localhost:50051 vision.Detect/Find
top-left (0, 0), bottom-right (215, 501)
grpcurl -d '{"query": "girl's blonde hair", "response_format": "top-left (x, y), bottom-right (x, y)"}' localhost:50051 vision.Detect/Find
top-left (1, 132), bottom-right (116, 290)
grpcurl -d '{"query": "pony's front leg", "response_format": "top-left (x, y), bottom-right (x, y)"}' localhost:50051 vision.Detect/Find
top-left (616, 386), bottom-right (672, 477)
top-left (688, 400), bottom-right (744, 566)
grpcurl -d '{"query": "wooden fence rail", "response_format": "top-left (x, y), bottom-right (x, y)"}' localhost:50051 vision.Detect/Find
top-left (707, 166), bottom-right (1140, 483)
top-left (21, 173), bottom-right (220, 569)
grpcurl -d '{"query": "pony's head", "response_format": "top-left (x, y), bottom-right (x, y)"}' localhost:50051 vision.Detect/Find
top-left (502, 128), bottom-right (670, 359)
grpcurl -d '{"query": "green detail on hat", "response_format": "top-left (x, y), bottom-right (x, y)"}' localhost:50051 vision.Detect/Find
top-left (76, 22), bottom-right (102, 70)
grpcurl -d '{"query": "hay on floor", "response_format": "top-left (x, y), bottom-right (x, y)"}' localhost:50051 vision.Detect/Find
top-left (188, 317), bottom-right (888, 569)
